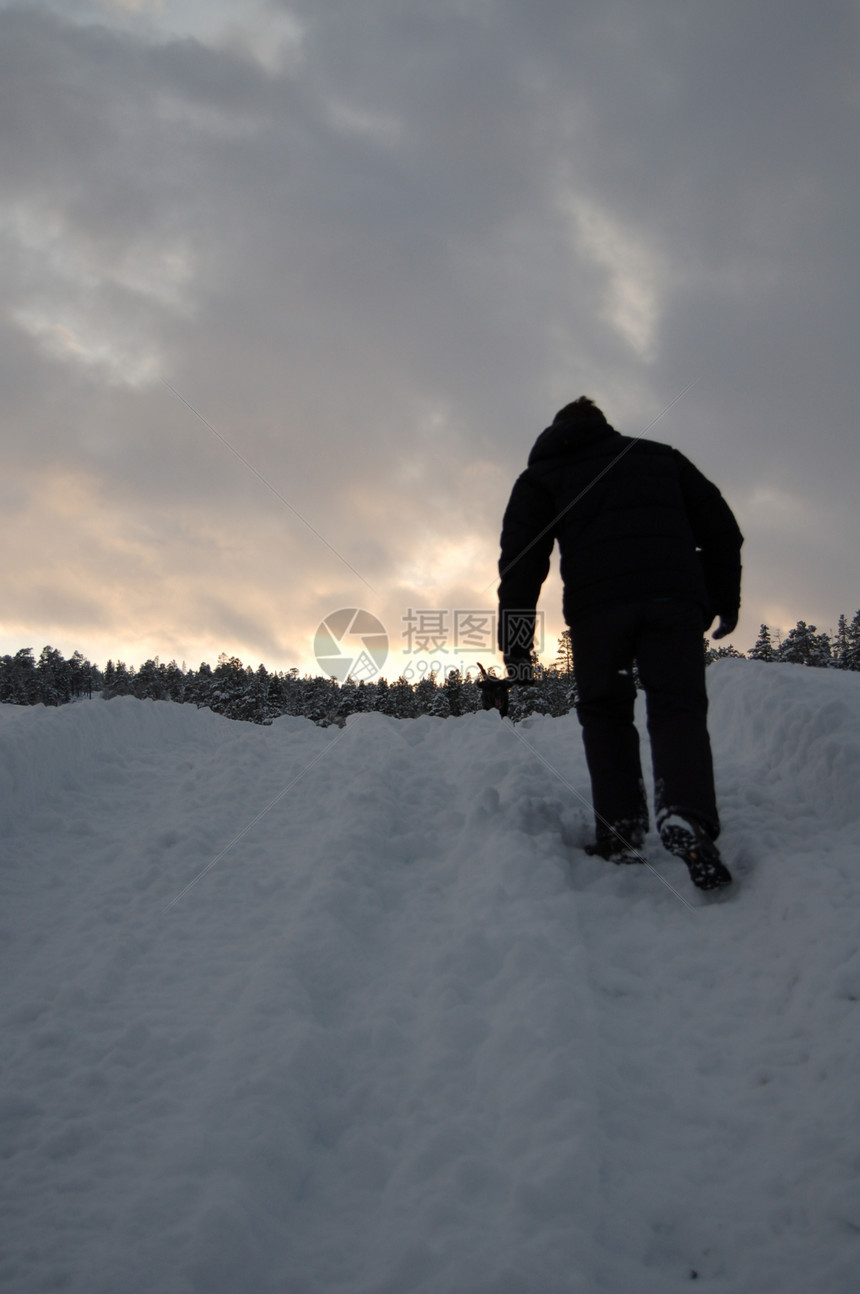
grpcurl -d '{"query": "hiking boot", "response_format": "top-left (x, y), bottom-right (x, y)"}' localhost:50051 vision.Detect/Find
top-left (659, 815), bottom-right (732, 891)
top-left (584, 839), bottom-right (644, 866)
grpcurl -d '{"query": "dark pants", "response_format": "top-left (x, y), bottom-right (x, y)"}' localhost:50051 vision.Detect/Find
top-left (569, 599), bottom-right (719, 850)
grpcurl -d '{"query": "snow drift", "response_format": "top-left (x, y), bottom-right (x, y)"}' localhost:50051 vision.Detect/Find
top-left (1, 659), bottom-right (859, 1293)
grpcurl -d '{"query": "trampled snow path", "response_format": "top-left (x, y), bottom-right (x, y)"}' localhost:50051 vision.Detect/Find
top-left (2, 660), bottom-right (860, 1293)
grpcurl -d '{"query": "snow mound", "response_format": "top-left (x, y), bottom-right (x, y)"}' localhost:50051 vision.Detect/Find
top-left (1, 662), bottom-right (859, 1293)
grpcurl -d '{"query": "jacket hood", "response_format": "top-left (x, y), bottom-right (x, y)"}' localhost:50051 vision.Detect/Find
top-left (527, 409), bottom-right (620, 468)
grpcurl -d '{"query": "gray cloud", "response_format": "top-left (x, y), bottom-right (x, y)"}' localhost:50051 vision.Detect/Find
top-left (1, 0), bottom-right (858, 672)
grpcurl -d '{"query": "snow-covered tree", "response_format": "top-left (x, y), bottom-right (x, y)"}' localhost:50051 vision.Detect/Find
top-left (711, 644), bottom-right (745, 661)
top-left (413, 672), bottom-right (439, 716)
top-left (834, 610), bottom-right (860, 671)
top-left (163, 660), bottom-right (186, 702)
top-left (103, 660), bottom-right (134, 698)
top-left (37, 646), bottom-right (71, 706)
top-left (134, 658), bottom-right (168, 701)
top-left (776, 621), bottom-right (833, 668)
top-left (428, 687), bottom-right (451, 718)
top-left (248, 663), bottom-right (278, 725)
top-left (1, 648), bottom-right (34, 704)
top-left (443, 668), bottom-right (464, 717)
top-left (300, 675), bottom-right (340, 725)
top-left (748, 624), bottom-right (776, 662)
top-left (390, 677), bottom-right (418, 719)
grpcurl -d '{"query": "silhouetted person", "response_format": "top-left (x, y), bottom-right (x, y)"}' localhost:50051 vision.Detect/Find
top-left (497, 396), bottom-right (742, 890)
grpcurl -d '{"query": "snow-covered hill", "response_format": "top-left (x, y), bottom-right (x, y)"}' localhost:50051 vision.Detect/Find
top-left (2, 660), bottom-right (859, 1293)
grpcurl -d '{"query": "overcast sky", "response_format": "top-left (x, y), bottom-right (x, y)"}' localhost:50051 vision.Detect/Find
top-left (2, 0), bottom-right (858, 680)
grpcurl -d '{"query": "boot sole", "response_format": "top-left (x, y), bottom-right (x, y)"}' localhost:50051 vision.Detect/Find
top-left (660, 825), bottom-right (733, 891)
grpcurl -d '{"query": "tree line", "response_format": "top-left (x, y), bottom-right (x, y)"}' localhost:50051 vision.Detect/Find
top-left (1, 611), bottom-right (859, 726)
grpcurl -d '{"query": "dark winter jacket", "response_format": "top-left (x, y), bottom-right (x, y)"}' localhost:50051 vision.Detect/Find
top-left (498, 403), bottom-right (743, 662)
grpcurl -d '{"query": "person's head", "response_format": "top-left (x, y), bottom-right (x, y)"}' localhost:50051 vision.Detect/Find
top-left (552, 395), bottom-right (607, 425)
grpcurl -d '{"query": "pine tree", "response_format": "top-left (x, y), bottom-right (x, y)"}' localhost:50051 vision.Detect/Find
top-left (277, 667), bottom-right (302, 717)
top-left (428, 686), bottom-right (451, 718)
top-left (37, 646), bottom-right (71, 705)
top-left (390, 677), bottom-right (418, 719)
top-left (301, 675), bottom-right (340, 725)
top-left (67, 650), bottom-right (90, 699)
top-left (832, 615), bottom-right (849, 667)
top-left (776, 621), bottom-right (833, 668)
top-left (443, 668), bottom-right (464, 717)
top-left (351, 680), bottom-right (375, 713)
top-left (187, 660), bottom-right (213, 709)
top-left (413, 672), bottom-right (439, 716)
top-left (164, 660), bottom-right (186, 702)
top-left (134, 658), bottom-right (168, 701)
top-left (0, 648), bottom-right (38, 704)
top-left (105, 660), bottom-right (134, 698)
top-left (554, 630), bottom-right (575, 677)
top-left (249, 663), bottom-right (276, 724)
top-left (711, 644), bottom-right (745, 661)
top-left (748, 624), bottom-right (776, 662)
top-left (373, 677), bottom-right (393, 714)
top-left (838, 611), bottom-right (860, 671)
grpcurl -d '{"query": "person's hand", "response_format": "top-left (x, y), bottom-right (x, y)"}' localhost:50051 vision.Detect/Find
top-left (712, 614), bottom-right (738, 641)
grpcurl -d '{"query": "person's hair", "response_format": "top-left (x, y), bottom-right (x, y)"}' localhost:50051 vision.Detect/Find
top-left (553, 395), bottom-right (607, 424)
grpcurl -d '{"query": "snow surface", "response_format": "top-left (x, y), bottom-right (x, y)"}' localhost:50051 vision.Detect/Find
top-left (2, 659), bottom-right (860, 1294)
